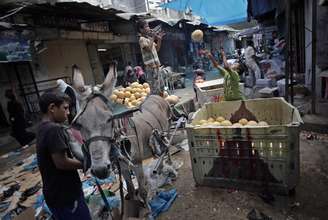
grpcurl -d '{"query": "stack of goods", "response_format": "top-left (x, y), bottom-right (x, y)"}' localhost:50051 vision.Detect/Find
top-left (110, 82), bottom-right (150, 108)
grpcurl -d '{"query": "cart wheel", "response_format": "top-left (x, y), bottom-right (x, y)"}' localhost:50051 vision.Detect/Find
top-left (288, 188), bottom-right (296, 196)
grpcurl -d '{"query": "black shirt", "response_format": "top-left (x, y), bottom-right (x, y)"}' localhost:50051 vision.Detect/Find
top-left (36, 121), bottom-right (82, 208)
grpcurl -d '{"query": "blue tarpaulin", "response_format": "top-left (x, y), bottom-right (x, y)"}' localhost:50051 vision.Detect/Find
top-left (160, 0), bottom-right (248, 26)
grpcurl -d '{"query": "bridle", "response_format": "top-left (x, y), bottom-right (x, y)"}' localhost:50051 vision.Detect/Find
top-left (71, 88), bottom-right (128, 219)
top-left (71, 88), bottom-right (122, 168)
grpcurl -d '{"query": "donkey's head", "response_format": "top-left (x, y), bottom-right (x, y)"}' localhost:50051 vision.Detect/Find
top-left (72, 63), bottom-right (117, 179)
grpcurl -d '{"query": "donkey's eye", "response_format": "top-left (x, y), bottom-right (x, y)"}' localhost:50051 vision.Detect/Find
top-left (72, 123), bottom-right (82, 130)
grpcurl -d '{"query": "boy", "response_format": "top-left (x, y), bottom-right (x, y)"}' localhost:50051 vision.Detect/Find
top-left (36, 91), bottom-right (91, 220)
top-left (136, 19), bottom-right (165, 95)
top-left (202, 48), bottom-right (243, 101)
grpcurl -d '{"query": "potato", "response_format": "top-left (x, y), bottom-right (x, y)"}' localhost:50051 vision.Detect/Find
top-left (207, 117), bottom-right (215, 123)
top-left (247, 120), bottom-right (258, 126)
top-left (145, 87), bottom-right (151, 94)
top-left (110, 94), bottom-right (117, 101)
top-left (258, 121), bottom-right (269, 126)
top-left (216, 116), bottom-right (225, 123)
top-left (239, 118), bottom-right (248, 126)
top-left (221, 120), bottom-right (232, 126)
top-left (143, 83), bottom-right (150, 88)
top-left (141, 92), bottom-right (147, 97)
top-left (131, 82), bottom-right (139, 87)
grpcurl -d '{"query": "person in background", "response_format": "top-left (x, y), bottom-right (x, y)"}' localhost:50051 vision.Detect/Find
top-left (134, 65), bottom-right (147, 84)
top-left (123, 67), bottom-right (137, 87)
top-left (125, 61), bottom-right (133, 76)
top-left (5, 89), bottom-right (35, 147)
top-left (202, 48), bottom-right (243, 101)
top-left (193, 68), bottom-right (206, 101)
top-left (270, 31), bottom-right (279, 47)
top-left (36, 91), bottom-right (91, 220)
top-left (136, 19), bottom-right (165, 95)
top-left (245, 41), bottom-right (261, 84)
top-left (56, 79), bottom-right (79, 124)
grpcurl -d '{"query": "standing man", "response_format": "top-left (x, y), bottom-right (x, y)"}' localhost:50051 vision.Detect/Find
top-left (136, 19), bottom-right (165, 95)
top-left (245, 41), bottom-right (261, 84)
top-left (36, 91), bottom-right (91, 220)
top-left (5, 89), bottom-right (35, 147)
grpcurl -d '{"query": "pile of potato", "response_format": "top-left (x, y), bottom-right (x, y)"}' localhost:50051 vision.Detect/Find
top-left (193, 116), bottom-right (269, 127)
top-left (110, 82), bottom-right (150, 108)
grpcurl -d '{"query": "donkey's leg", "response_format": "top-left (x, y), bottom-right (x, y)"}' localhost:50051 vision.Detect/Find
top-left (119, 161), bottom-right (136, 200)
top-left (133, 162), bottom-right (151, 216)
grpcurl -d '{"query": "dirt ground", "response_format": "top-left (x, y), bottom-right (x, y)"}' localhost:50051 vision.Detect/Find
top-left (1, 132), bottom-right (327, 220)
top-left (158, 132), bottom-right (328, 220)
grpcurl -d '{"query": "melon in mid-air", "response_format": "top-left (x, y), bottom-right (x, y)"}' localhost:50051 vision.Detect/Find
top-left (191, 29), bottom-right (203, 42)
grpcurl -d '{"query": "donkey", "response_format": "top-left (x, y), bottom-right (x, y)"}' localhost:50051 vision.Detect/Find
top-left (71, 63), bottom-right (172, 215)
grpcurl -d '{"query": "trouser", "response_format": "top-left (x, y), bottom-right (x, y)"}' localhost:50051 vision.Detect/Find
top-left (246, 60), bottom-right (261, 84)
top-left (48, 194), bottom-right (91, 220)
top-left (145, 66), bottom-right (164, 95)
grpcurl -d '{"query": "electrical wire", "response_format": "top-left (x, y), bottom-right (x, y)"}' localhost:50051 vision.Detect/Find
top-left (0, 2), bottom-right (31, 20)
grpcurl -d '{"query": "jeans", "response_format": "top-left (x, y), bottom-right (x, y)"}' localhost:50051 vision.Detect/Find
top-left (49, 194), bottom-right (91, 220)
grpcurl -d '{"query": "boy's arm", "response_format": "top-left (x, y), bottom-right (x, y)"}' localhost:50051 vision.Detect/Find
top-left (52, 151), bottom-right (83, 170)
top-left (155, 32), bottom-right (165, 51)
top-left (201, 50), bottom-right (227, 77)
top-left (220, 48), bottom-right (231, 71)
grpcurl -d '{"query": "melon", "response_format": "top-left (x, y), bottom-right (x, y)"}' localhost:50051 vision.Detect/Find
top-left (221, 120), bottom-right (232, 126)
top-left (232, 123), bottom-right (243, 127)
top-left (143, 83), bottom-right (150, 88)
top-left (247, 120), bottom-right (258, 126)
top-left (110, 94), bottom-right (117, 101)
top-left (191, 29), bottom-right (203, 42)
top-left (216, 116), bottom-right (225, 123)
top-left (116, 98), bottom-right (123, 104)
top-left (239, 118), bottom-right (248, 126)
top-left (258, 121), bottom-right (269, 126)
top-left (207, 117), bottom-right (215, 123)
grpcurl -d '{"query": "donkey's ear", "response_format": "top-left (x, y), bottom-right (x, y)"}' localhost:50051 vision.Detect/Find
top-left (72, 65), bottom-right (86, 93)
top-left (102, 62), bottom-right (117, 98)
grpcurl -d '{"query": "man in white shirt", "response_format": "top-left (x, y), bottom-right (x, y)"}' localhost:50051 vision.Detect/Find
top-left (245, 41), bottom-right (261, 84)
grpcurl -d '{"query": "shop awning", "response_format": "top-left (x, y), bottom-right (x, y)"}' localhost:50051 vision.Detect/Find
top-left (160, 0), bottom-right (248, 26)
